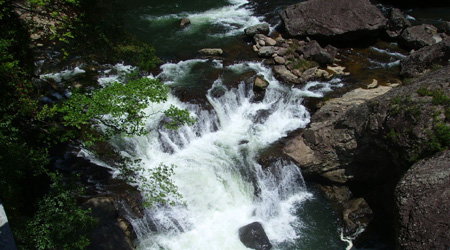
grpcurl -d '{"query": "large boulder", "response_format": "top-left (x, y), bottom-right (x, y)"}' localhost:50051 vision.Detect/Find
top-left (398, 24), bottom-right (441, 50)
top-left (280, 0), bottom-right (386, 42)
top-left (400, 37), bottom-right (450, 77)
top-left (239, 222), bottom-right (272, 250)
top-left (395, 150), bottom-right (450, 250)
top-left (245, 23), bottom-right (270, 37)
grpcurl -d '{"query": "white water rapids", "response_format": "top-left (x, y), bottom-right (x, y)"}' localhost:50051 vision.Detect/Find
top-left (99, 60), bottom-right (343, 249)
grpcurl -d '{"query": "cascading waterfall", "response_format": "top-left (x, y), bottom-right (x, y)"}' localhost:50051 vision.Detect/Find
top-left (103, 61), bottom-right (344, 249)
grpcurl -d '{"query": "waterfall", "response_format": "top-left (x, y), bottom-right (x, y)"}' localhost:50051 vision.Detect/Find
top-left (101, 61), bottom-right (343, 249)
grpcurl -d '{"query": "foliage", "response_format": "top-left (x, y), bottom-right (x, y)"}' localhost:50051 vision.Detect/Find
top-left (116, 158), bottom-right (182, 207)
top-left (57, 77), bottom-right (195, 145)
top-left (417, 87), bottom-right (450, 106)
top-left (390, 96), bottom-right (421, 121)
top-left (19, 173), bottom-right (97, 250)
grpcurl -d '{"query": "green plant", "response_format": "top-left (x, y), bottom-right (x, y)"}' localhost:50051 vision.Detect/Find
top-left (20, 173), bottom-right (97, 250)
top-left (57, 77), bottom-right (195, 145)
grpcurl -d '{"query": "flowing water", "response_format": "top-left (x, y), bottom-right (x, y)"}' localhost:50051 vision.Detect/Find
top-left (111, 0), bottom-right (351, 249)
top-left (77, 0), bottom-right (450, 249)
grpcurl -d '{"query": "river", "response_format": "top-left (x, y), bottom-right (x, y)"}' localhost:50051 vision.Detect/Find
top-left (80, 0), bottom-right (448, 249)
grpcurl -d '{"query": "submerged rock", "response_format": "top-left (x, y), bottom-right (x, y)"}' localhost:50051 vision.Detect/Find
top-left (239, 222), bottom-right (272, 250)
top-left (198, 48), bottom-right (223, 57)
top-left (280, 0), bottom-right (386, 42)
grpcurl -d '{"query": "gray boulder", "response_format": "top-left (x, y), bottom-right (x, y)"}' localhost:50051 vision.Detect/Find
top-left (245, 23), bottom-right (270, 37)
top-left (386, 8), bottom-right (411, 38)
top-left (400, 37), bottom-right (450, 77)
top-left (303, 40), bottom-right (334, 65)
top-left (395, 150), bottom-right (450, 250)
top-left (239, 222), bottom-right (272, 250)
top-left (280, 0), bottom-right (386, 41)
top-left (398, 24), bottom-right (440, 50)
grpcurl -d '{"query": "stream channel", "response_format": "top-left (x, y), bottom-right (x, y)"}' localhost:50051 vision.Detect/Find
top-left (62, 0), bottom-right (449, 249)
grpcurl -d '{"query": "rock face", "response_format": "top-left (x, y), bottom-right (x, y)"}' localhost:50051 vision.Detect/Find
top-left (398, 24), bottom-right (440, 50)
top-left (284, 66), bottom-right (450, 246)
top-left (280, 0), bottom-right (386, 42)
top-left (239, 222), bottom-right (272, 250)
top-left (245, 23), bottom-right (270, 37)
top-left (395, 150), bottom-right (450, 250)
top-left (400, 37), bottom-right (450, 77)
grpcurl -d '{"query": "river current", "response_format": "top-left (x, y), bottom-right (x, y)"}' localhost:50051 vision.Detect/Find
top-left (63, 0), bottom-right (449, 249)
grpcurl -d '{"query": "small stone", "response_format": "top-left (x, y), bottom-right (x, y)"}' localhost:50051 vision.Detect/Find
top-left (274, 56), bottom-right (286, 65)
top-left (254, 75), bottom-right (270, 90)
top-left (265, 37), bottom-right (277, 46)
top-left (180, 17), bottom-right (191, 28)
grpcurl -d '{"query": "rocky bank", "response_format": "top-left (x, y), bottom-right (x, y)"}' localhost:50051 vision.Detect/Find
top-left (266, 0), bottom-right (450, 249)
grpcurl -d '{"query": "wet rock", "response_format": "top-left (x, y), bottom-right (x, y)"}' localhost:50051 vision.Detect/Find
top-left (385, 8), bottom-right (411, 39)
top-left (398, 24), bottom-right (440, 50)
top-left (84, 197), bottom-right (134, 250)
top-left (254, 75), bottom-right (269, 90)
top-left (400, 37), bottom-right (450, 77)
top-left (258, 46), bottom-right (275, 57)
top-left (273, 65), bottom-right (299, 84)
top-left (245, 23), bottom-right (270, 37)
top-left (180, 17), bottom-right (191, 28)
top-left (342, 198), bottom-right (373, 236)
top-left (280, 0), bottom-right (386, 42)
top-left (395, 150), bottom-right (450, 250)
top-left (239, 222), bottom-right (272, 250)
top-left (198, 48), bottom-right (223, 57)
top-left (303, 40), bottom-right (334, 65)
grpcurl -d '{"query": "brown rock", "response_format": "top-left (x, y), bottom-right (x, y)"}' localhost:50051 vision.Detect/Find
top-left (280, 0), bottom-right (386, 42)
